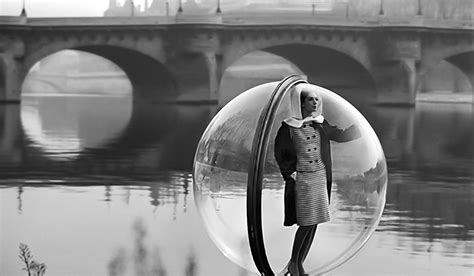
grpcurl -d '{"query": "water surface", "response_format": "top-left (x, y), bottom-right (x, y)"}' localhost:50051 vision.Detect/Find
top-left (1, 79), bottom-right (472, 275)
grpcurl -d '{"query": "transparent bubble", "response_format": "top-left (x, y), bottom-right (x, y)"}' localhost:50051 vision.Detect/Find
top-left (193, 76), bottom-right (387, 275)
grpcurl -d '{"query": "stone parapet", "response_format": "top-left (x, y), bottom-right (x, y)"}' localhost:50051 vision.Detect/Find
top-left (0, 15), bottom-right (472, 30)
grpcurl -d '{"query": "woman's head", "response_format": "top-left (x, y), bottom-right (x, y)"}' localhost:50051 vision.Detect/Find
top-left (284, 83), bottom-right (325, 127)
top-left (300, 89), bottom-right (321, 117)
top-left (297, 84), bottom-right (323, 118)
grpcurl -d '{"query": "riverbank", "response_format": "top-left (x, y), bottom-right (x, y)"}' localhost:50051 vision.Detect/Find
top-left (416, 91), bottom-right (472, 104)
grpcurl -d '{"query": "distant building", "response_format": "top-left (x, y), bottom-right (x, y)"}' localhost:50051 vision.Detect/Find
top-left (143, 0), bottom-right (173, 16)
top-left (104, 0), bottom-right (175, 16)
top-left (103, 0), bottom-right (340, 16)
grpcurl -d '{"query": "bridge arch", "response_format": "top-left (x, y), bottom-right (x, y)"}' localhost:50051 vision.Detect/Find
top-left (445, 51), bottom-right (474, 89)
top-left (221, 32), bottom-right (372, 75)
top-left (220, 38), bottom-right (376, 104)
top-left (0, 58), bottom-right (5, 96)
top-left (419, 41), bottom-right (474, 91)
top-left (23, 42), bottom-right (176, 102)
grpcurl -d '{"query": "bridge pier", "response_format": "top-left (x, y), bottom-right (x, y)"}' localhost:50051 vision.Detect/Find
top-left (373, 35), bottom-right (421, 106)
top-left (204, 51), bottom-right (221, 102)
top-left (167, 51), bottom-right (220, 104)
top-left (0, 37), bottom-right (26, 103)
top-left (0, 53), bottom-right (24, 103)
top-left (0, 104), bottom-right (23, 166)
top-left (373, 58), bottom-right (418, 105)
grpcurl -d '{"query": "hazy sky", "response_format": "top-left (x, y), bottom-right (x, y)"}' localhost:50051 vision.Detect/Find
top-left (0, 0), bottom-right (150, 17)
top-left (0, 0), bottom-right (344, 17)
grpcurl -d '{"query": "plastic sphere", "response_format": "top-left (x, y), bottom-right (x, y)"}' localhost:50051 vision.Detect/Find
top-left (193, 76), bottom-right (387, 275)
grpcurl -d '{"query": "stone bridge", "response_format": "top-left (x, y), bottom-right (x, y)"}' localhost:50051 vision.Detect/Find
top-left (0, 14), bottom-right (473, 105)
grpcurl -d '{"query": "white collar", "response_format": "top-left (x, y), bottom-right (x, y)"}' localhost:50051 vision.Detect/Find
top-left (284, 114), bottom-right (324, 128)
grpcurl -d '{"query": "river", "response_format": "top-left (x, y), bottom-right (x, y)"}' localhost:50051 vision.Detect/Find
top-left (0, 66), bottom-right (472, 275)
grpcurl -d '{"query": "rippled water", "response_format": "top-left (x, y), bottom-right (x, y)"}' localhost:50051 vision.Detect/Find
top-left (0, 84), bottom-right (472, 275)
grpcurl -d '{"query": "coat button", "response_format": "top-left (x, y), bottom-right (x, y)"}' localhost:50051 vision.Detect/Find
top-left (306, 137), bottom-right (310, 140)
top-left (314, 147), bottom-right (317, 150)
top-left (307, 149), bottom-right (311, 151)
top-left (315, 160), bottom-right (319, 163)
top-left (309, 161), bottom-right (313, 163)
top-left (312, 135), bottom-right (316, 138)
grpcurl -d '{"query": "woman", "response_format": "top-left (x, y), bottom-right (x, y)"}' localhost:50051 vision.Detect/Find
top-left (274, 83), bottom-right (360, 275)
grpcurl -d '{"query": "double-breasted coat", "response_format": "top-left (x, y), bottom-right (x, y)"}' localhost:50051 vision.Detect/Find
top-left (274, 120), bottom-right (360, 226)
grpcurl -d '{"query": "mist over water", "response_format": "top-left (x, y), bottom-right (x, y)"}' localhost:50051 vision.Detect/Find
top-left (0, 51), bottom-right (472, 276)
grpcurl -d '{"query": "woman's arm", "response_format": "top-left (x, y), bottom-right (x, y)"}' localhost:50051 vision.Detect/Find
top-left (274, 123), bottom-right (297, 180)
top-left (324, 121), bottom-right (361, 142)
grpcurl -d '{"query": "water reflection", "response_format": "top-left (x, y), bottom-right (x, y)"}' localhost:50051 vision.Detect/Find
top-left (1, 172), bottom-right (245, 276)
top-left (366, 103), bottom-right (474, 267)
top-left (20, 95), bottom-right (133, 161)
top-left (0, 93), bottom-right (472, 274)
top-left (0, 97), bottom-right (216, 176)
top-left (108, 218), bottom-right (169, 276)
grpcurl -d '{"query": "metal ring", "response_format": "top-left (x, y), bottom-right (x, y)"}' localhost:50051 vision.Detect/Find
top-left (247, 75), bottom-right (307, 275)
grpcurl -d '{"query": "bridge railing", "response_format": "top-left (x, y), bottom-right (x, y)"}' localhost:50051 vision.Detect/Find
top-left (0, 14), bottom-right (472, 30)
top-left (1, 16), bottom-right (176, 26)
top-left (222, 13), bottom-right (474, 29)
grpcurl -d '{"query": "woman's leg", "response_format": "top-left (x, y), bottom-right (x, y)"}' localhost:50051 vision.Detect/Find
top-left (288, 225), bottom-right (313, 274)
top-left (301, 225), bottom-right (317, 262)
top-left (299, 225), bottom-right (317, 273)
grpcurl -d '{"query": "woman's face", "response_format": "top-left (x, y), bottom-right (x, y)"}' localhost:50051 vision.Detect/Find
top-left (301, 91), bottom-right (320, 115)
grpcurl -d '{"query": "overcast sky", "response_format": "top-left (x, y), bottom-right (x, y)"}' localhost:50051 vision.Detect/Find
top-left (0, 0), bottom-right (150, 17)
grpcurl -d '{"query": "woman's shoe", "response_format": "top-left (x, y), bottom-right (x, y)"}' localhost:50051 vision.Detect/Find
top-left (284, 262), bottom-right (299, 275)
top-left (284, 267), bottom-right (308, 276)
top-left (283, 269), bottom-right (294, 275)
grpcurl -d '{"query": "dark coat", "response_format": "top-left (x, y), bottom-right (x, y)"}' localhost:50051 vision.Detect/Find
top-left (274, 120), bottom-right (360, 226)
